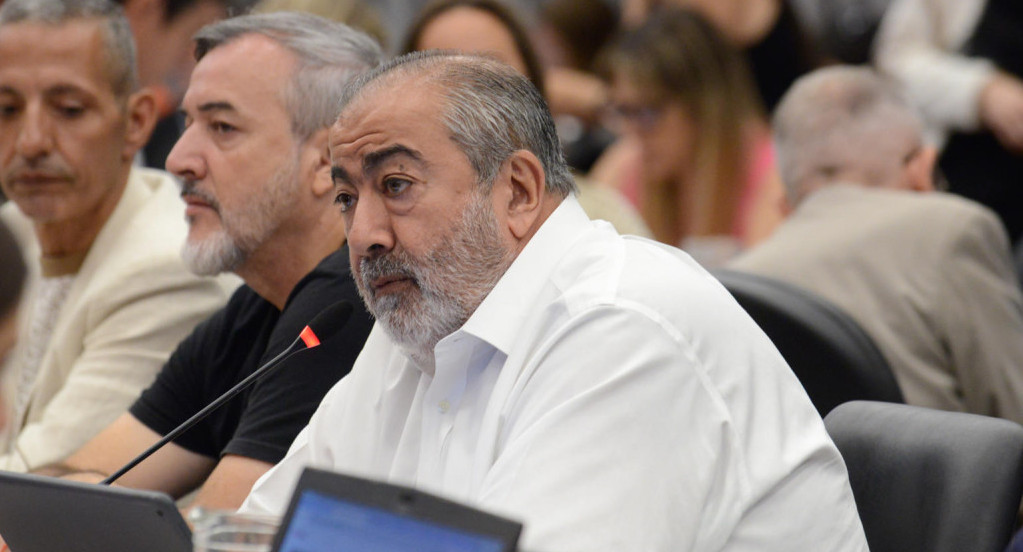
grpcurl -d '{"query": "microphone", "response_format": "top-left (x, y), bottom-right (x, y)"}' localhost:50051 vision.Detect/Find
top-left (101, 301), bottom-right (354, 486)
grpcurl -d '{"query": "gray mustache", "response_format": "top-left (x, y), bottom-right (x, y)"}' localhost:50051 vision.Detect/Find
top-left (359, 254), bottom-right (417, 294)
top-left (180, 181), bottom-right (221, 211)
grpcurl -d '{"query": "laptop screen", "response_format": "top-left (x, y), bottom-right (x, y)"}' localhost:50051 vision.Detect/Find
top-left (276, 490), bottom-right (506, 552)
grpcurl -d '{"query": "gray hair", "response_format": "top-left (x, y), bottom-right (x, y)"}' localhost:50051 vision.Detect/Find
top-left (773, 65), bottom-right (924, 203)
top-left (0, 0), bottom-right (138, 98)
top-left (337, 51), bottom-right (576, 197)
top-left (194, 11), bottom-right (384, 141)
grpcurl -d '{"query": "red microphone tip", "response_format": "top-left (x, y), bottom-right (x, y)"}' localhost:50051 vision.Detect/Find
top-left (299, 326), bottom-right (321, 348)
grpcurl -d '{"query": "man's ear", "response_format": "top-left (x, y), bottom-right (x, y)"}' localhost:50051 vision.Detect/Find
top-left (497, 150), bottom-right (546, 239)
top-left (905, 146), bottom-right (938, 193)
top-left (301, 127), bottom-right (333, 198)
top-left (123, 87), bottom-right (159, 161)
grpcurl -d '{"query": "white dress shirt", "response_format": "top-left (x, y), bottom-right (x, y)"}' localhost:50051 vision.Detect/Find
top-left (242, 196), bottom-right (867, 552)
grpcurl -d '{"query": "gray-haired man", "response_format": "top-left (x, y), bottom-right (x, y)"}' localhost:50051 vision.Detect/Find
top-left (732, 66), bottom-right (1023, 425)
top-left (0, 0), bottom-right (232, 473)
top-left (242, 52), bottom-right (867, 552)
top-left (32, 11), bottom-right (381, 512)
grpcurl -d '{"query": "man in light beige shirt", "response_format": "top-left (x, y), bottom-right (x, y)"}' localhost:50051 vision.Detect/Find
top-left (0, 0), bottom-right (231, 471)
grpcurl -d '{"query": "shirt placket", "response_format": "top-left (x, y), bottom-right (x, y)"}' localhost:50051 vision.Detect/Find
top-left (418, 335), bottom-right (470, 487)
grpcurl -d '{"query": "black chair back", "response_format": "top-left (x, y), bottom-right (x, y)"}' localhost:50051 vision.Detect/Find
top-left (825, 401), bottom-right (1023, 552)
top-left (714, 270), bottom-right (902, 415)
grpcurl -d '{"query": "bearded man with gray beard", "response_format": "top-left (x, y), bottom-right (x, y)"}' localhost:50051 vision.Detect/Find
top-left (241, 52), bottom-right (869, 552)
top-left (27, 11), bottom-right (380, 514)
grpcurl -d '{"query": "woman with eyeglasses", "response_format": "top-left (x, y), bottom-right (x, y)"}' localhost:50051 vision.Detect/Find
top-left (592, 8), bottom-right (784, 265)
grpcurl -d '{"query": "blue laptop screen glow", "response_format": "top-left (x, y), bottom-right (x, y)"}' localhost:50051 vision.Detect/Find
top-left (276, 490), bottom-right (505, 552)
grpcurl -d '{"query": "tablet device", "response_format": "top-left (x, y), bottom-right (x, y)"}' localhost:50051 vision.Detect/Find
top-left (0, 471), bottom-right (191, 552)
top-left (270, 468), bottom-right (522, 552)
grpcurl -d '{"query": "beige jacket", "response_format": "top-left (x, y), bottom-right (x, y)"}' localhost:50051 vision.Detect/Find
top-left (731, 185), bottom-right (1023, 422)
top-left (0, 167), bottom-right (236, 471)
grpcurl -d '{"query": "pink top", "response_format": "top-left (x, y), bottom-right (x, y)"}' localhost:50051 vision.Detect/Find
top-left (615, 131), bottom-right (778, 245)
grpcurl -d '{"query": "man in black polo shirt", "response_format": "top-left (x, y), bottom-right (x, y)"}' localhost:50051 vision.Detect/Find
top-left (33, 12), bottom-right (382, 511)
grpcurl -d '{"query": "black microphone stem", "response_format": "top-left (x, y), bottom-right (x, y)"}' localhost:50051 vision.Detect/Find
top-left (101, 334), bottom-right (307, 486)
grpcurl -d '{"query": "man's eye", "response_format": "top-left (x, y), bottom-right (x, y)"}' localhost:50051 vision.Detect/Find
top-left (0, 104), bottom-right (19, 118)
top-left (57, 105), bottom-right (84, 118)
top-left (334, 191), bottom-right (356, 212)
top-left (383, 178), bottom-right (411, 197)
top-left (210, 121), bottom-right (236, 134)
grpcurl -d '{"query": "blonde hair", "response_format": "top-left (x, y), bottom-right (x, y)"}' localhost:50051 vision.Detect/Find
top-left (605, 8), bottom-right (762, 244)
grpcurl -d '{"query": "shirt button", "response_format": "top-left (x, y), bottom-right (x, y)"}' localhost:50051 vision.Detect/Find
top-left (439, 399), bottom-right (451, 414)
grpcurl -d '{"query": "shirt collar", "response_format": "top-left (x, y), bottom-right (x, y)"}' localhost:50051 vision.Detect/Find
top-left (455, 194), bottom-right (591, 355)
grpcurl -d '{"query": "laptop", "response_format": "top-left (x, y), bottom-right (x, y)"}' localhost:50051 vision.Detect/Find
top-left (0, 471), bottom-right (192, 552)
top-left (270, 468), bottom-right (523, 552)
top-left (0, 468), bottom-right (522, 552)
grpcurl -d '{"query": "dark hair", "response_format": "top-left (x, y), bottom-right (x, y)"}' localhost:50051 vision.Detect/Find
top-left (0, 221), bottom-right (26, 318)
top-left (401, 0), bottom-right (545, 94)
top-left (111, 0), bottom-right (252, 22)
top-left (539, 0), bottom-right (617, 71)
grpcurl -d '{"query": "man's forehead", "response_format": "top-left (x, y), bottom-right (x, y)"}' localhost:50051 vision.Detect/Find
top-left (329, 83), bottom-right (447, 162)
top-left (191, 35), bottom-right (295, 89)
top-left (183, 35), bottom-right (293, 114)
top-left (0, 20), bottom-right (113, 94)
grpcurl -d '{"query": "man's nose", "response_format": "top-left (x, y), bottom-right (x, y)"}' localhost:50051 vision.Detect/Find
top-left (166, 124), bottom-right (206, 182)
top-left (15, 104), bottom-right (54, 161)
top-left (346, 192), bottom-right (395, 259)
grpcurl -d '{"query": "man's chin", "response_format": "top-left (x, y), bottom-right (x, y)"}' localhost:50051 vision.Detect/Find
top-left (367, 293), bottom-right (405, 319)
top-left (181, 235), bottom-right (244, 276)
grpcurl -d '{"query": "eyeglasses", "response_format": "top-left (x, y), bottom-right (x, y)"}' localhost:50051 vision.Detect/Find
top-left (607, 102), bottom-right (665, 131)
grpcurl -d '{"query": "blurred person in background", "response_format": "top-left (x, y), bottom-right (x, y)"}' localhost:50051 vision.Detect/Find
top-left (592, 8), bottom-right (784, 265)
top-left (621, 0), bottom-right (821, 113)
top-left (532, 0), bottom-right (618, 172)
top-left (403, 0), bottom-right (545, 98)
top-left (113, 0), bottom-right (251, 170)
top-left (875, 0), bottom-right (1023, 248)
top-left (115, 0), bottom-right (236, 108)
top-left (732, 66), bottom-right (1023, 425)
top-left (403, 0), bottom-right (652, 239)
top-left (251, 0), bottom-right (388, 51)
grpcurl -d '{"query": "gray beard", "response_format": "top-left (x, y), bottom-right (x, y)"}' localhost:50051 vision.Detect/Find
top-left (180, 229), bottom-right (245, 276)
top-left (355, 192), bottom-right (513, 368)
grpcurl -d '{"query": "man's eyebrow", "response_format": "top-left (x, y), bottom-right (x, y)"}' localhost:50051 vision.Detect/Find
top-left (196, 101), bottom-right (236, 114)
top-left (331, 145), bottom-right (424, 187)
top-left (331, 166), bottom-right (352, 187)
top-left (363, 144), bottom-right (424, 175)
top-left (46, 84), bottom-right (90, 97)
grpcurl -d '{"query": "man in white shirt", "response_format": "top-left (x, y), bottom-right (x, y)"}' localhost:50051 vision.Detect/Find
top-left (242, 52), bottom-right (868, 552)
